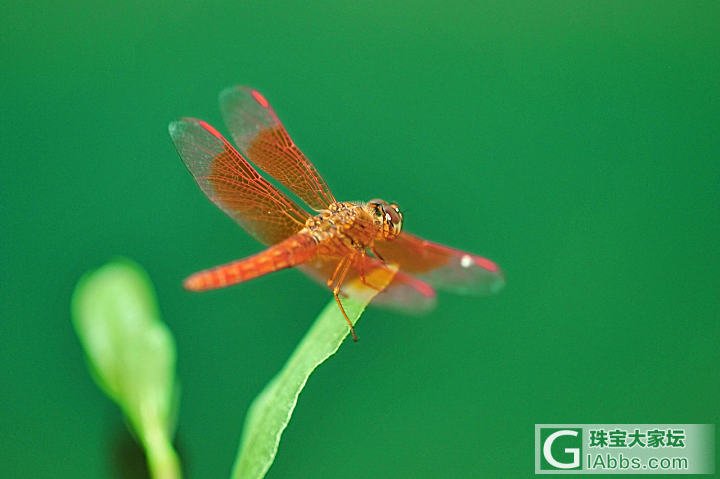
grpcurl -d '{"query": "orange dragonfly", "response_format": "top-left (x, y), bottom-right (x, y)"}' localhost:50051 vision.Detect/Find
top-left (170, 86), bottom-right (504, 341)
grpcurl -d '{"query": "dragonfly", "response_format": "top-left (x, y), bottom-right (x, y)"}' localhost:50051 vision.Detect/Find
top-left (169, 86), bottom-right (504, 341)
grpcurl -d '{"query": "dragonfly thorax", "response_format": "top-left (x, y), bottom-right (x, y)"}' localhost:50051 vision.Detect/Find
top-left (303, 200), bottom-right (402, 254)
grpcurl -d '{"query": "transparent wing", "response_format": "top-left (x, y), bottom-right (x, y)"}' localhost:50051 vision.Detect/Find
top-left (219, 85), bottom-right (336, 211)
top-left (373, 231), bottom-right (505, 295)
top-left (299, 255), bottom-right (437, 313)
top-left (169, 118), bottom-right (310, 245)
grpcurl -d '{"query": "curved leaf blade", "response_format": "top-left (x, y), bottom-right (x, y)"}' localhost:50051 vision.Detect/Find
top-left (231, 265), bottom-right (397, 479)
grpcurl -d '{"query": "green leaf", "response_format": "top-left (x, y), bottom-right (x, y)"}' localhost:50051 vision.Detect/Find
top-left (231, 265), bottom-right (396, 479)
top-left (71, 258), bottom-right (181, 479)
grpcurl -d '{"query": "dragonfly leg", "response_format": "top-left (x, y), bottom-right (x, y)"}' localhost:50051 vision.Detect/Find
top-left (357, 250), bottom-right (386, 292)
top-left (327, 256), bottom-right (346, 287)
top-left (332, 256), bottom-right (358, 342)
top-left (370, 246), bottom-right (385, 263)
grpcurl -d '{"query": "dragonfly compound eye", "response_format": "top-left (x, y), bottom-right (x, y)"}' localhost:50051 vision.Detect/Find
top-left (368, 199), bottom-right (387, 217)
top-left (382, 202), bottom-right (403, 238)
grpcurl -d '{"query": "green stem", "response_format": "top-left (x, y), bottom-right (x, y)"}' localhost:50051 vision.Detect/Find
top-left (142, 412), bottom-right (182, 479)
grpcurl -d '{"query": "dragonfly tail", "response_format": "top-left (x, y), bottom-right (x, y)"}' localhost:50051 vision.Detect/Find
top-left (184, 233), bottom-right (318, 291)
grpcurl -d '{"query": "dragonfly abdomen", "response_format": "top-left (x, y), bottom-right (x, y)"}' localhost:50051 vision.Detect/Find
top-left (184, 233), bottom-right (319, 291)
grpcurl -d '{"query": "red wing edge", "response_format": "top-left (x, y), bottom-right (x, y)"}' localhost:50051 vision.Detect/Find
top-left (373, 231), bottom-right (505, 295)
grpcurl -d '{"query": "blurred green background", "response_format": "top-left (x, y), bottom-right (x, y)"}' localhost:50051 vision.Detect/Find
top-left (2, 1), bottom-right (718, 477)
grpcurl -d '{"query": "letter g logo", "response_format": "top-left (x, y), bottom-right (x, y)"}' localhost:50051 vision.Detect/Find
top-left (543, 429), bottom-right (580, 469)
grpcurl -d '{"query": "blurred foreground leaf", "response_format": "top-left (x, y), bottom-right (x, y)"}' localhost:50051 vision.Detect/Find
top-left (231, 265), bottom-right (397, 479)
top-left (72, 259), bottom-right (181, 479)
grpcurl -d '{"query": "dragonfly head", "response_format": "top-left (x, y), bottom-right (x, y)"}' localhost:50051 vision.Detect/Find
top-left (368, 199), bottom-right (403, 240)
